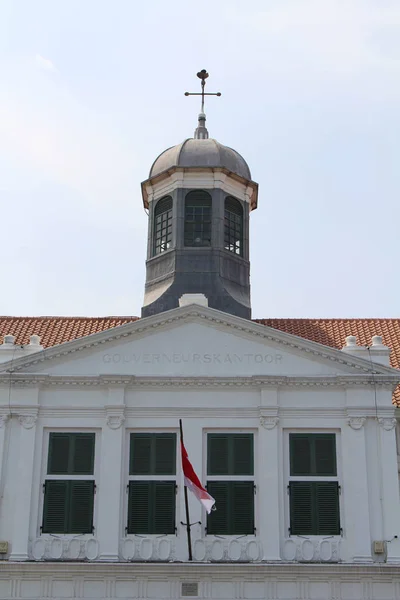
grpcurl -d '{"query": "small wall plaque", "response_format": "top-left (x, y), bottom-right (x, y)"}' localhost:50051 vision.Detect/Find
top-left (0, 541), bottom-right (8, 554)
top-left (181, 582), bottom-right (198, 597)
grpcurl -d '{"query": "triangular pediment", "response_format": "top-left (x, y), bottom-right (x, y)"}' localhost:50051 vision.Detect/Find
top-left (0, 305), bottom-right (398, 379)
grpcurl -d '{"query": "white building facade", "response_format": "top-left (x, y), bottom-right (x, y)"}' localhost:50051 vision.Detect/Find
top-left (0, 306), bottom-right (400, 599)
top-left (1, 80), bottom-right (400, 599)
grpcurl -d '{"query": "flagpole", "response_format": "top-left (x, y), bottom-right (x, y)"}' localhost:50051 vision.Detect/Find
top-left (179, 419), bottom-right (193, 561)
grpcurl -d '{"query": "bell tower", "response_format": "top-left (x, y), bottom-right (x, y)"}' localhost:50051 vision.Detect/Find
top-left (141, 71), bottom-right (258, 320)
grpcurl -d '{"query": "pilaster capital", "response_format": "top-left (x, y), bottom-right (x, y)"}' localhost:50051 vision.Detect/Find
top-left (18, 414), bottom-right (37, 429)
top-left (106, 415), bottom-right (125, 430)
top-left (260, 416), bottom-right (279, 430)
top-left (105, 405), bottom-right (125, 430)
top-left (347, 417), bottom-right (366, 430)
top-left (378, 417), bottom-right (397, 431)
top-left (0, 415), bottom-right (10, 428)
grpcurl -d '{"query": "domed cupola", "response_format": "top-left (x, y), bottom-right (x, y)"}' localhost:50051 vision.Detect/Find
top-left (150, 138), bottom-right (252, 181)
top-left (140, 70), bottom-right (259, 320)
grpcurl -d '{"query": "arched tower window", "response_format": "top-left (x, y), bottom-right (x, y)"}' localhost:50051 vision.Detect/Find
top-left (224, 197), bottom-right (243, 256)
top-left (153, 196), bottom-right (173, 255)
top-left (184, 191), bottom-right (212, 247)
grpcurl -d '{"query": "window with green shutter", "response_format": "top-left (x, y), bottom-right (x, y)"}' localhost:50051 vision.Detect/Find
top-left (288, 433), bottom-right (340, 536)
top-left (290, 433), bottom-right (336, 476)
top-left (130, 433), bottom-right (176, 475)
top-left (43, 432), bottom-right (96, 534)
top-left (127, 433), bottom-right (177, 535)
top-left (207, 433), bottom-right (253, 475)
top-left (289, 481), bottom-right (340, 535)
top-left (206, 433), bottom-right (255, 535)
top-left (206, 481), bottom-right (255, 535)
top-left (127, 481), bottom-right (176, 534)
top-left (48, 433), bottom-right (95, 475)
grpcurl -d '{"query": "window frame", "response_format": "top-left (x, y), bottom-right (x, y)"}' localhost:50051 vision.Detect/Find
top-left (40, 429), bottom-right (99, 537)
top-left (126, 430), bottom-right (178, 536)
top-left (153, 195), bottom-right (173, 256)
top-left (184, 190), bottom-right (212, 247)
top-left (286, 430), bottom-right (342, 538)
top-left (205, 430), bottom-right (256, 537)
top-left (224, 196), bottom-right (244, 256)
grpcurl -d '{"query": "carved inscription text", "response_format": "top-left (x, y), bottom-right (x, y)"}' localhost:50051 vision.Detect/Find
top-left (103, 352), bottom-right (283, 365)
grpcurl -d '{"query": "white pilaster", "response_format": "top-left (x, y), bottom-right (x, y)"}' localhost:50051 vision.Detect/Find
top-left (258, 388), bottom-right (280, 560)
top-left (96, 388), bottom-right (125, 561)
top-left (341, 412), bottom-right (372, 562)
top-left (0, 415), bottom-right (10, 491)
top-left (377, 417), bottom-right (400, 562)
top-left (9, 411), bottom-right (38, 561)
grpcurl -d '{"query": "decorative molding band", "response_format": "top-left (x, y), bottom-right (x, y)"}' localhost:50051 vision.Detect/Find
top-left (282, 538), bottom-right (341, 563)
top-left (378, 417), bottom-right (397, 431)
top-left (30, 537), bottom-right (99, 561)
top-left (1, 374), bottom-right (398, 389)
top-left (3, 559), bottom-right (400, 578)
top-left (260, 416), bottom-right (279, 430)
top-left (17, 414), bottom-right (37, 429)
top-left (348, 417), bottom-right (366, 430)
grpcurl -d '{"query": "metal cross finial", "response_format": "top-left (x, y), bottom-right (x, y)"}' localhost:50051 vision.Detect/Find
top-left (184, 70), bottom-right (221, 115)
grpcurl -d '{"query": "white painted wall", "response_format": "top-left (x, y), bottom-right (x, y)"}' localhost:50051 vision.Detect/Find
top-left (0, 309), bottom-right (399, 599)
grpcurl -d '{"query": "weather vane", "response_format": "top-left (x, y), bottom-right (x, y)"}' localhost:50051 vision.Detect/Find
top-left (184, 70), bottom-right (221, 114)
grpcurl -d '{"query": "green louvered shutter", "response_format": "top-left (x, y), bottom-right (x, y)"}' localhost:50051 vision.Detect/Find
top-left (232, 434), bottom-right (253, 475)
top-left (289, 481), bottom-right (314, 535)
top-left (69, 480), bottom-right (94, 533)
top-left (47, 433), bottom-right (70, 474)
top-left (206, 481), bottom-right (229, 534)
top-left (153, 481), bottom-right (176, 534)
top-left (127, 481), bottom-right (151, 533)
top-left (316, 482), bottom-right (340, 535)
top-left (314, 435), bottom-right (336, 476)
top-left (130, 434), bottom-right (152, 475)
top-left (290, 434), bottom-right (312, 475)
top-left (127, 481), bottom-right (175, 534)
top-left (231, 481), bottom-right (254, 534)
top-left (207, 435), bottom-right (229, 475)
top-left (72, 434), bottom-right (95, 475)
top-left (154, 434), bottom-right (176, 475)
top-left (42, 480), bottom-right (69, 533)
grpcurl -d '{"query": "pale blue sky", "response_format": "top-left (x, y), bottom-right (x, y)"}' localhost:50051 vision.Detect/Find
top-left (1, 0), bottom-right (399, 318)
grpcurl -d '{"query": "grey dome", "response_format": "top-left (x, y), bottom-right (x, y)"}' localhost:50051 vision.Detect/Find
top-left (149, 138), bottom-right (251, 181)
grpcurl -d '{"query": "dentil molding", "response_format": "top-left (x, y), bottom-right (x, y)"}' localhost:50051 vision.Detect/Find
top-left (378, 417), bottom-right (397, 431)
top-left (260, 416), bottom-right (279, 430)
top-left (348, 417), bottom-right (366, 430)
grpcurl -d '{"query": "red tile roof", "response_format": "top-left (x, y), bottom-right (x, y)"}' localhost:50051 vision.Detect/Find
top-left (1, 316), bottom-right (399, 402)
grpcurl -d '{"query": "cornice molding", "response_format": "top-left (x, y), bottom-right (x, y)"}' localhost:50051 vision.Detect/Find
top-left (0, 374), bottom-right (398, 389)
top-left (14, 406), bottom-right (388, 421)
top-left (0, 306), bottom-right (397, 377)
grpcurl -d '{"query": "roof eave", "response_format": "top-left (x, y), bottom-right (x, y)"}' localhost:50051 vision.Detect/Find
top-left (141, 166), bottom-right (258, 210)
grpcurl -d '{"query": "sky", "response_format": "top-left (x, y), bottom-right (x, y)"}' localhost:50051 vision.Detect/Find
top-left (1, 0), bottom-right (399, 319)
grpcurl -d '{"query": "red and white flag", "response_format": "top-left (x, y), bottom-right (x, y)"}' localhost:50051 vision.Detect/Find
top-left (181, 441), bottom-right (215, 514)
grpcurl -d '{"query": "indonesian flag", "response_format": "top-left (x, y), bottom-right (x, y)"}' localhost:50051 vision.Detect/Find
top-left (181, 440), bottom-right (216, 514)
